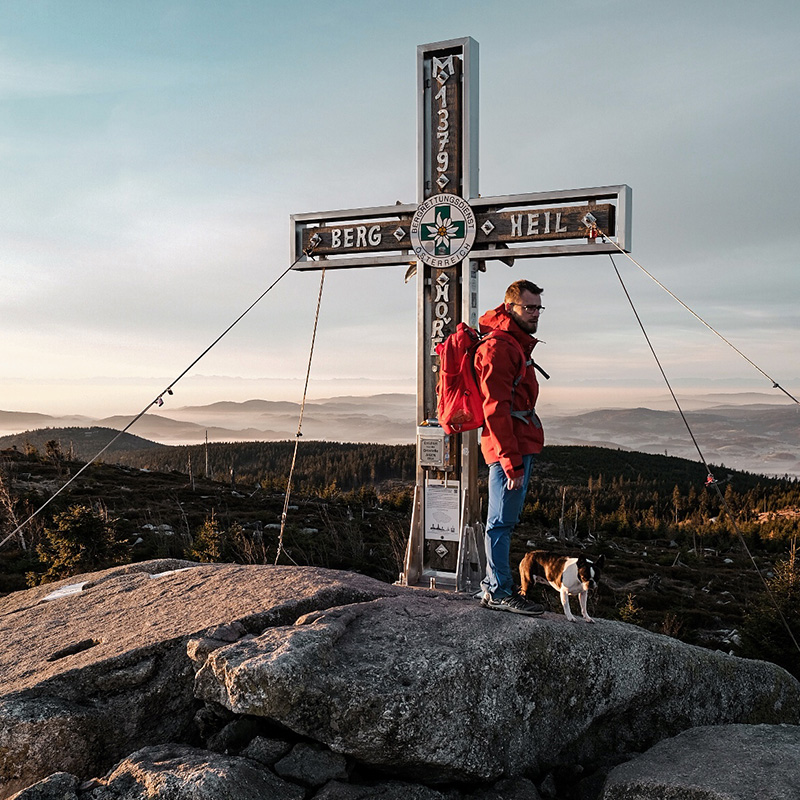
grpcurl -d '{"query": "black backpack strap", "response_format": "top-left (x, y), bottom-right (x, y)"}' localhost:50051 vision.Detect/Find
top-left (531, 360), bottom-right (550, 380)
top-left (510, 409), bottom-right (542, 428)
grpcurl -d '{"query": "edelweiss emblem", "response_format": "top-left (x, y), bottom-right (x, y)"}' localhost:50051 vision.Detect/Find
top-left (425, 210), bottom-right (465, 255)
top-left (409, 194), bottom-right (477, 268)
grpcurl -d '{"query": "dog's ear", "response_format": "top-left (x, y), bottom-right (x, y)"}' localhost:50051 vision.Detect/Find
top-left (595, 554), bottom-right (605, 568)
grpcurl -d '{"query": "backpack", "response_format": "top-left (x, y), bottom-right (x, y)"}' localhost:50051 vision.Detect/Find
top-left (435, 323), bottom-right (528, 434)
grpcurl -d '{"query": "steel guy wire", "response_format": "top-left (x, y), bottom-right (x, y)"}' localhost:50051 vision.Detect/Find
top-left (275, 265), bottom-right (326, 566)
top-left (608, 254), bottom-right (709, 470)
top-left (598, 232), bottom-right (799, 405)
top-left (0, 253), bottom-right (307, 551)
top-left (610, 251), bottom-right (800, 657)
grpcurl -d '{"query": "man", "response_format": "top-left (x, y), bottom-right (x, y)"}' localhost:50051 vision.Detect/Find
top-left (475, 279), bottom-right (546, 615)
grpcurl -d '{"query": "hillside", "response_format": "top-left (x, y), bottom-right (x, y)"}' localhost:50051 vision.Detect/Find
top-left (0, 426), bottom-right (160, 459)
top-left (1, 423), bottom-right (790, 495)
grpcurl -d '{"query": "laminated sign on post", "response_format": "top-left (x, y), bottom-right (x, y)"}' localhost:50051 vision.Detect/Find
top-left (424, 482), bottom-right (460, 542)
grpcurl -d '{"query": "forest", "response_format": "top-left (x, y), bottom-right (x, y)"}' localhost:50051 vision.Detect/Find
top-left (106, 438), bottom-right (800, 545)
top-left (1, 437), bottom-right (798, 679)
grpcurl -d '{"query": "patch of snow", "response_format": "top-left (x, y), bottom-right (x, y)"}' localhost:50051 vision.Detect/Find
top-left (148, 566), bottom-right (200, 579)
top-left (41, 582), bottom-right (88, 601)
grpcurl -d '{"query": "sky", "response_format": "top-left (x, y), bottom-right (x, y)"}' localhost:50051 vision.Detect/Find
top-left (2, 0), bottom-right (799, 420)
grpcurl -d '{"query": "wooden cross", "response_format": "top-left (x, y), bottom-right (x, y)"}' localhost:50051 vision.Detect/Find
top-left (291, 37), bottom-right (631, 591)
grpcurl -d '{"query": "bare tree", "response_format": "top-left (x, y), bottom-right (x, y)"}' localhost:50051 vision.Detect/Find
top-left (0, 463), bottom-right (25, 550)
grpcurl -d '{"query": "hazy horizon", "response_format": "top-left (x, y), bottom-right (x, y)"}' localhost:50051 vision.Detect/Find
top-left (1, 375), bottom-right (796, 420)
top-left (2, 387), bottom-right (798, 480)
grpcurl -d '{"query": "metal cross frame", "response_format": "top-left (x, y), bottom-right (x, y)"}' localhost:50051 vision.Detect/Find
top-left (291, 37), bottom-right (632, 592)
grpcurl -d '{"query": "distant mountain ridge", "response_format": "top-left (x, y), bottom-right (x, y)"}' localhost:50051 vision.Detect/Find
top-left (0, 410), bottom-right (92, 429)
top-left (545, 403), bottom-right (800, 477)
top-left (1, 393), bottom-right (798, 477)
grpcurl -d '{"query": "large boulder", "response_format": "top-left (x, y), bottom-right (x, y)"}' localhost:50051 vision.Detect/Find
top-left (2, 560), bottom-right (800, 800)
top-left (0, 561), bottom-right (403, 798)
top-left (194, 592), bottom-right (800, 783)
top-left (6, 773), bottom-right (78, 800)
top-left (601, 723), bottom-right (800, 799)
top-left (85, 744), bottom-right (304, 800)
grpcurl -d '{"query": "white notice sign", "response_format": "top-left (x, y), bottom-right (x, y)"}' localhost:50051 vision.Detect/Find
top-left (424, 482), bottom-right (460, 542)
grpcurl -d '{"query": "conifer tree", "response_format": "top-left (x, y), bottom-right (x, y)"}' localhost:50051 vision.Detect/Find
top-left (34, 504), bottom-right (126, 584)
top-left (737, 538), bottom-right (800, 679)
top-left (188, 514), bottom-right (226, 563)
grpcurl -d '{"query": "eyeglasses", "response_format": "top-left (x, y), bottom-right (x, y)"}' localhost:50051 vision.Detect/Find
top-left (512, 303), bottom-right (545, 314)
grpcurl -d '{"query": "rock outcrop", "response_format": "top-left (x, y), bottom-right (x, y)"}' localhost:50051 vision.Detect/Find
top-left (0, 560), bottom-right (403, 797)
top-left (601, 723), bottom-right (800, 800)
top-left (10, 746), bottom-right (306, 800)
top-left (192, 590), bottom-right (800, 783)
top-left (2, 560), bottom-right (799, 800)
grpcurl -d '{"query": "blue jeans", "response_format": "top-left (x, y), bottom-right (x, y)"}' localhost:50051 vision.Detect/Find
top-left (481, 454), bottom-right (534, 600)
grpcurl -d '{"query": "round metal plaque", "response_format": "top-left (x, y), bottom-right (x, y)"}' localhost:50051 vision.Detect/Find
top-left (409, 194), bottom-right (477, 268)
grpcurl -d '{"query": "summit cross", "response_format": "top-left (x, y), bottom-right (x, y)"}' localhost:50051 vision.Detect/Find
top-left (291, 37), bottom-right (632, 591)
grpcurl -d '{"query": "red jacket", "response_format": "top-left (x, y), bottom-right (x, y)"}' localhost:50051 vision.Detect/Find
top-left (474, 304), bottom-right (544, 479)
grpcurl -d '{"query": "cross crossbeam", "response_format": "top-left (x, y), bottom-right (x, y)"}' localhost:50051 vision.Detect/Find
top-left (292, 186), bottom-right (630, 270)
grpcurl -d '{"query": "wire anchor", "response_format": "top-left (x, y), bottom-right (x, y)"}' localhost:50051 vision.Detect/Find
top-left (582, 212), bottom-right (600, 241)
top-left (303, 233), bottom-right (322, 258)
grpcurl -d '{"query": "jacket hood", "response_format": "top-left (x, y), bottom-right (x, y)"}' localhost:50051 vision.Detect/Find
top-left (478, 304), bottom-right (539, 349)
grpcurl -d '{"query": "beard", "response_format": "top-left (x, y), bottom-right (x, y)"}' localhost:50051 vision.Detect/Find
top-left (514, 316), bottom-right (538, 335)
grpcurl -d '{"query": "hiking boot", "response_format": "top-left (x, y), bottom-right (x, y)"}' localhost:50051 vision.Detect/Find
top-left (481, 592), bottom-right (544, 616)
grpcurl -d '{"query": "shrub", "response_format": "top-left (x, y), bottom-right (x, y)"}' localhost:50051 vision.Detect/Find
top-left (737, 538), bottom-right (800, 679)
top-left (33, 504), bottom-right (127, 584)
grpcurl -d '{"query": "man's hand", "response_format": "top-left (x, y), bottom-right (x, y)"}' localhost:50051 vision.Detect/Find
top-left (506, 475), bottom-right (524, 491)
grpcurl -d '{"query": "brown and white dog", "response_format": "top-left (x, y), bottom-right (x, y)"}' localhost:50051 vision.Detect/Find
top-left (519, 550), bottom-right (605, 623)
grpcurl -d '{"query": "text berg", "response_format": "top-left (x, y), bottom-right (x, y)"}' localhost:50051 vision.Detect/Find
top-left (329, 225), bottom-right (382, 249)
